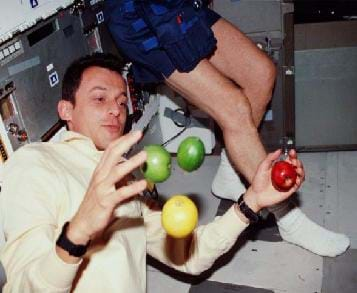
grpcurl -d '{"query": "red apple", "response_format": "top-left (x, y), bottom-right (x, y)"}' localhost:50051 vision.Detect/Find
top-left (271, 161), bottom-right (297, 191)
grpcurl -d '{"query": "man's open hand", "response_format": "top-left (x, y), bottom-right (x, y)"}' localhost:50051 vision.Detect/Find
top-left (67, 131), bottom-right (147, 245)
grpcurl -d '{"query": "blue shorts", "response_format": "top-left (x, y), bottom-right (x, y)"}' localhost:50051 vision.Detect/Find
top-left (105, 0), bottom-right (221, 83)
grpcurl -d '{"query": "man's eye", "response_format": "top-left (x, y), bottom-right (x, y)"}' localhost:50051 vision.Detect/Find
top-left (119, 102), bottom-right (128, 108)
top-left (95, 97), bottom-right (105, 102)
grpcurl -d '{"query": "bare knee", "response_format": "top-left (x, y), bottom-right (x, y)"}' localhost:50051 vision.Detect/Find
top-left (264, 58), bottom-right (277, 90)
top-left (254, 57), bottom-right (277, 102)
top-left (240, 58), bottom-right (276, 122)
top-left (215, 95), bottom-right (257, 134)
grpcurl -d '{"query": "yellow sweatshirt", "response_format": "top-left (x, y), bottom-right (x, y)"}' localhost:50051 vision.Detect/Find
top-left (0, 131), bottom-right (248, 292)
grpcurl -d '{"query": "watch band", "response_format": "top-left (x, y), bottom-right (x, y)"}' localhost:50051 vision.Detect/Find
top-left (56, 222), bottom-right (90, 257)
top-left (237, 194), bottom-right (259, 223)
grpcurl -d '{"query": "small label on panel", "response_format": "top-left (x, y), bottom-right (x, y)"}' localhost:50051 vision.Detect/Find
top-left (49, 71), bottom-right (59, 87)
top-left (96, 11), bottom-right (104, 24)
top-left (8, 56), bottom-right (40, 76)
top-left (30, 0), bottom-right (39, 8)
top-left (46, 63), bottom-right (54, 72)
top-left (264, 109), bottom-right (273, 121)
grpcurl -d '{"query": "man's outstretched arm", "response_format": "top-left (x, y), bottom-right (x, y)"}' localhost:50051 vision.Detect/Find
top-left (144, 149), bottom-right (305, 275)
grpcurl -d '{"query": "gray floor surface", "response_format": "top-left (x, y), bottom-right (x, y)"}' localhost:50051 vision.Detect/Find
top-left (148, 151), bottom-right (357, 293)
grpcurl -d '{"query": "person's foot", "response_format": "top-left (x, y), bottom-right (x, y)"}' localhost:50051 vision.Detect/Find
top-left (211, 149), bottom-right (246, 201)
top-left (275, 206), bottom-right (350, 257)
top-left (212, 150), bottom-right (350, 257)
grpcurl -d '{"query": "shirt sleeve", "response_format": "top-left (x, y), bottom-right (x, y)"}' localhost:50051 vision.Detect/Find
top-left (142, 197), bottom-right (249, 275)
top-left (0, 147), bottom-right (80, 292)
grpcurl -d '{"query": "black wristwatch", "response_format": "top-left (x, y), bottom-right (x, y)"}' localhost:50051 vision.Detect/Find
top-left (237, 194), bottom-right (259, 224)
top-left (56, 222), bottom-right (90, 257)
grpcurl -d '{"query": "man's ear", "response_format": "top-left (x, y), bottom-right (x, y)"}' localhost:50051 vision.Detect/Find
top-left (58, 100), bottom-right (74, 122)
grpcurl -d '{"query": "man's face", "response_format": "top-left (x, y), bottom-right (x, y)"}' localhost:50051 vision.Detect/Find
top-left (61, 66), bottom-right (128, 150)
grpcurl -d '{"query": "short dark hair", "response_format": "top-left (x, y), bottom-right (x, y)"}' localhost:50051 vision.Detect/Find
top-left (61, 53), bottom-right (125, 104)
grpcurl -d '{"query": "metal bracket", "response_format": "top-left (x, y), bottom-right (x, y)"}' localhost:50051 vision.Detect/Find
top-left (283, 65), bottom-right (295, 76)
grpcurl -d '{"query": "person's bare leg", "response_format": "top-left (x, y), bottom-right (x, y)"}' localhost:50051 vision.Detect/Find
top-left (206, 19), bottom-right (276, 199)
top-left (209, 18), bottom-right (276, 128)
top-left (166, 60), bottom-right (265, 183)
top-left (203, 19), bottom-right (349, 256)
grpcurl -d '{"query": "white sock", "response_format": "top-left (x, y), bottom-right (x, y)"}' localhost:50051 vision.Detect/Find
top-left (212, 149), bottom-right (350, 257)
top-left (270, 202), bottom-right (350, 257)
top-left (211, 149), bottom-right (246, 201)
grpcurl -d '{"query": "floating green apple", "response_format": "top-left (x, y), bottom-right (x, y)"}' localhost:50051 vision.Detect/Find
top-left (177, 136), bottom-right (205, 172)
top-left (142, 144), bottom-right (172, 183)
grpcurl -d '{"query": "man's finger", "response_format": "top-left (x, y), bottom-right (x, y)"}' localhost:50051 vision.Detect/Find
top-left (296, 158), bottom-right (303, 169)
top-left (98, 131), bottom-right (142, 176)
top-left (106, 151), bottom-right (147, 186)
top-left (259, 149), bottom-right (281, 172)
top-left (107, 179), bottom-right (148, 207)
top-left (288, 149), bottom-right (297, 158)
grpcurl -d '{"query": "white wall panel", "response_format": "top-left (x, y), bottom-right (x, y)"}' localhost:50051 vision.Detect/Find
top-left (0, 0), bottom-right (73, 43)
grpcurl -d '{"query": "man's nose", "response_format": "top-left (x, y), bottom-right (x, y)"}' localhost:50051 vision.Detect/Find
top-left (108, 100), bottom-right (120, 116)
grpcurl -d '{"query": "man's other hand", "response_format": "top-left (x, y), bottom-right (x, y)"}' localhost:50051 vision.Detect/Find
top-left (243, 149), bottom-right (305, 214)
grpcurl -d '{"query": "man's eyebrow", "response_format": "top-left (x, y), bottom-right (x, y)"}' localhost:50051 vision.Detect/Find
top-left (89, 86), bottom-right (127, 97)
top-left (89, 86), bottom-right (107, 92)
